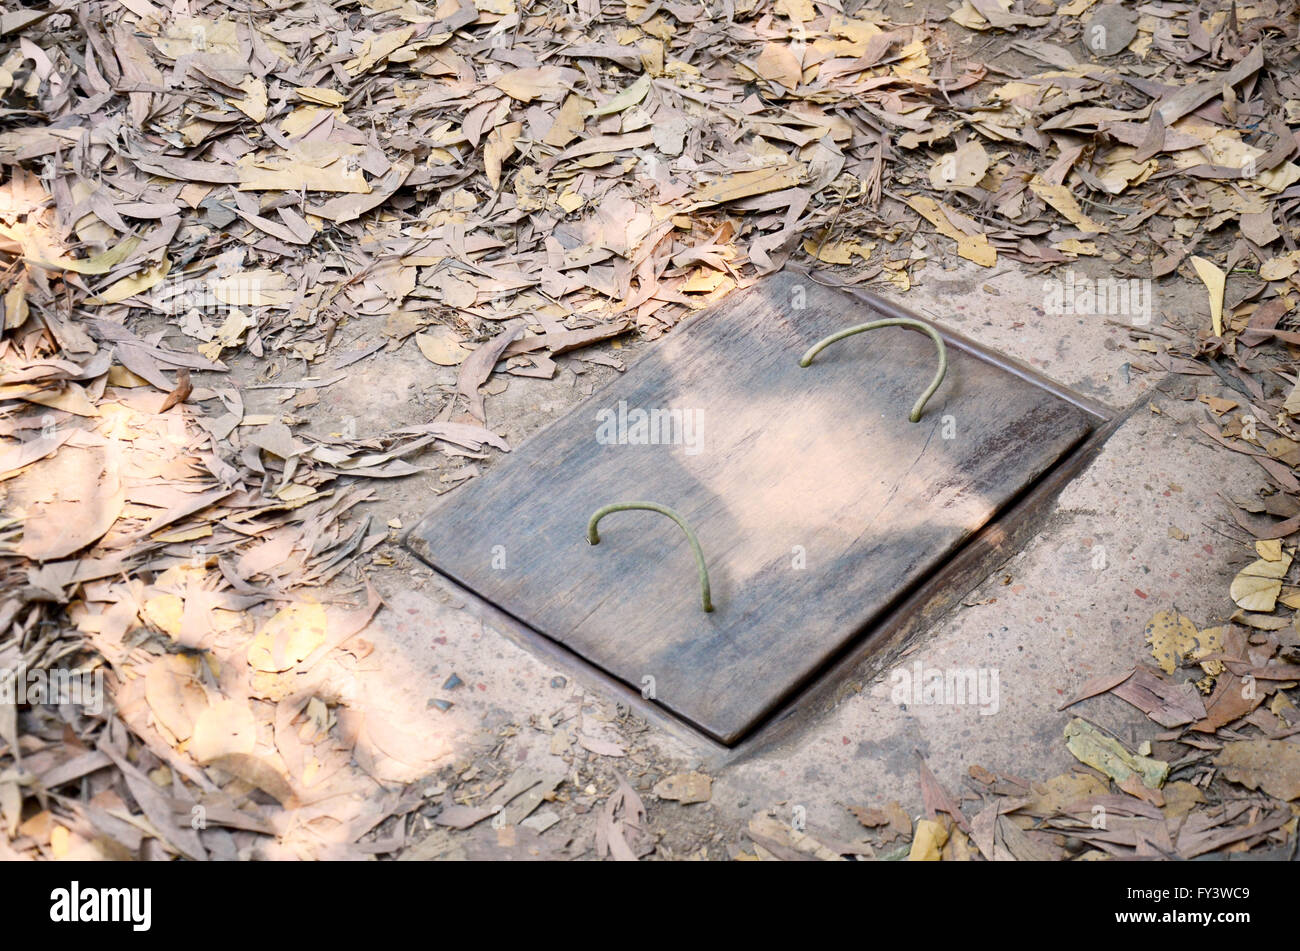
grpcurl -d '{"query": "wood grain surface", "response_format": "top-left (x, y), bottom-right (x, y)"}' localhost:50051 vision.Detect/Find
top-left (408, 272), bottom-right (1094, 743)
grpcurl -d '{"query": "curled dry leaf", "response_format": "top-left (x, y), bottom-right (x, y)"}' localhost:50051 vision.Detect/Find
top-left (158, 368), bottom-right (192, 413)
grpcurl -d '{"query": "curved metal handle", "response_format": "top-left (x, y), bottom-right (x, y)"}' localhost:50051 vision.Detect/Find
top-left (586, 502), bottom-right (713, 612)
top-left (799, 318), bottom-right (948, 423)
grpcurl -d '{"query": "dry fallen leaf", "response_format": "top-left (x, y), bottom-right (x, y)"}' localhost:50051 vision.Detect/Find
top-left (928, 141), bottom-right (990, 190)
top-left (1230, 554), bottom-right (1291, 612)
top-left (248, 602), bottom-right (328, 673)
top-left (415, 327), bottom-right (467, 366)
top-left (13, 445), bottom-right (125, 561)
top-left (144, 655), bottom-right (209, 743)
top-left (159, 368), bottom-right (192, 413)
top-left (1189, 256), bottom-right (1226, 337)
top-left (755, 42), bottom-right (803, 90)
top-left (1144, 608), bottom-right (1198, 675)
top-left (484, 121), bottom-right (523, 191)
top-left (907, 818), bottom-right (949, 861)
top-left (907, 195), bottom-right (997, 266)
top-left (1214, 740), bottom-right (1300, 800)
top-left (1029, 178), bottom-right (1109, 234)
top-left (596, 772), bottom-right (651, 861)
top-left (1064, 717), bottom-right (1168, 789)
top-left (189, 699), bottom-right (257, 764)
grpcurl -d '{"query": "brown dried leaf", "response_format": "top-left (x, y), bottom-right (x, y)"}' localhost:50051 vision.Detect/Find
top-left (1214, 740), bottom-right (1300, 800)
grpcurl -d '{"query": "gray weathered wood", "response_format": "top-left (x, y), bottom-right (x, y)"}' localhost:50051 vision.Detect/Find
top-left (408, 272), bottom-right (1094, 744)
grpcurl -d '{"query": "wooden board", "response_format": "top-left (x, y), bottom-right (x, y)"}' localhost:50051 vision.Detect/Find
top-left (408, 272), bottom-right (1095, 744)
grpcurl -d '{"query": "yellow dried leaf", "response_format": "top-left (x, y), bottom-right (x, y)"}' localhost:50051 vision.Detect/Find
top-left (229, 76), bottom-right (268, 123)
top-left (907, 195), bottom-right (960, 238)
top-left (828, 14), bottom-right (884, 48)
top-left (1064, 718), bottom-right (1168, 789)
top-left (774, 0), bottom-right (815, 21)
top-left (1029, 178), bottom-right (1109, 233)
top-left (1257, 539), bottom-right (1284, 561)
top-left (801, 235), bottom-right (875, 265)
top-left (1230, 554), bottom-right (1291, 612)
top-left (1096, 154), bottom-right (1157, 195)
top-left (1188, 625), bottom-right (1224, 664)
top-left (297, 87), bottom-right (346, 107)
top-left (1029, 772), bottom-right (1108, 813)
top-left (941, 827), bottom-right (974, 861)
top-left (142, 593), bottom-right (185, 640)
top-left (20, 382), bottom-right (100, 417)
top-left (1259, 251), bottom-right (1300, 282)
top-left (880, 263), bottom-right (910, 291)
top-left (275, 483), bottom-right (316, 502)
top-left (152, 17), bottom-right (239, 58)
top-left (344, 27), bottom-right (415, 76)
top-left (25, 235), bottom-right (141, 276)
top-left (49, 824), bottom-right (70, 858)
top-left (87, 257), bottom-right (171, 305)
top-left (189, 699), bottom-right (257, 764)
top-left (1054, 238), bottom-right (1099, 255)
top-left (908, 818), bottom-right (948, 860)
top-left (907, 194), bottom-right (1000, 266)
top-left (545, 94), bottom-right (590, 148)
top-left (892, 38), bottom-right (930, 80)
top-left (1271, 692), bottom-right (1296, 718)
top-left (956, 234), bottom-right (996, 267)
top-left (1189, 256), bottom-right (1225, 337)
top-left (491, 67), bottom-right (569, 103)
top-left (248, 601), bottom-right (327, 673)
top-left (1144, 609), bottom-right (1197, 674)
top-left (152, 525), bottom-right (212, 544)
top-left (237, 143), bottom-right (370, 194)
top-left (693, 165), bottom-right (805, 207)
